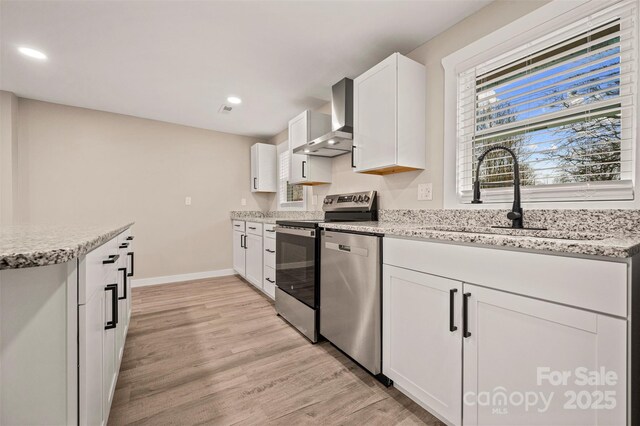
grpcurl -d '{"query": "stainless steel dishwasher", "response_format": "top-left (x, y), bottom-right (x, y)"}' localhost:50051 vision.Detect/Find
top-left (320, 230), bottom-right (390, 385)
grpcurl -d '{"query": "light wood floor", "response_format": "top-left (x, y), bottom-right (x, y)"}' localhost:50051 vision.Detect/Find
top-left (108, 275), bottom-right (444, 425)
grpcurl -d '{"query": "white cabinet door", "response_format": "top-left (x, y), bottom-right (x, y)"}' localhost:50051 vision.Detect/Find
top-left (251, 143), bottom-right (277, 192)
top-left (245, 233), bottom-right (263, 289)
top-left (354, 54), bottom-right (397, 172)
top-left (250, 143), bottom-right (258, 191)
top-left (353, 53), bottom-right (425, 175)
top-left (463, 284), bottom-right (627, 426)
top-left (103, 266), bottom-right (118, 423)
top-left (79, 288), bottom-right (104, 426)
top-left (290, 153), bottom-right (306, 184)
top-left (288, 110), bottom-right (332, 185)
top-left (383, 265), bottom-right (462, 426)
top-left (116, 233), bottom-right (129, 365)
top-left (290, 152), bottom-right (332, 185)
top-left (233, 229), bottom-right (246, 277)
top-left (289, 111), bottom-right (309, 150)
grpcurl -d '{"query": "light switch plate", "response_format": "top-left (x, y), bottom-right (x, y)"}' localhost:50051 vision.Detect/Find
top-left (241, 198), bottom-right (247, 206)
top-left (418, 183), bottom-right (433, 201)
top-left (185, 196), bottom-right (192, 206)
top-left (312, 195), bottom-right (318, 206)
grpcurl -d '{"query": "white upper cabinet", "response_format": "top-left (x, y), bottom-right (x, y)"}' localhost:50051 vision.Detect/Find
top-left (353, 53), bottom-right (426, 175)
top-left (288, 110), bottom-right (332, 185)
top-left (250, 143), bottom-right (277, 192)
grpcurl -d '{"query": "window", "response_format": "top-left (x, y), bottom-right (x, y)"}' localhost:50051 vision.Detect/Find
top-left (447, 0), bottom-right (638, 205)
top-left (278, 146), bottom-right (305, 208)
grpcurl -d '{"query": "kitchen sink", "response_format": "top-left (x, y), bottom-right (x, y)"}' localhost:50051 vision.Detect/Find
top-left (415, 225), bottom-right (607, 241)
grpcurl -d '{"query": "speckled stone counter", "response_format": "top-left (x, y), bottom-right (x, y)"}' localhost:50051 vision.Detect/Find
top-left (323, 209), bottom-right (640, 258)
top-left (231, 209), bottom-right (640, 258)
top-left (0, 223), bottom-right (134, 270)
top-left (229, 211), bottom-right (324, 224)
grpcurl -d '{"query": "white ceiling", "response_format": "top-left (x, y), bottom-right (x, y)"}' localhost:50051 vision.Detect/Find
top-left (0, 0), bottom-right (490, 139)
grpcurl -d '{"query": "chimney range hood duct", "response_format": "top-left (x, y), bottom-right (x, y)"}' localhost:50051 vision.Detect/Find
top-left (293, 78), bottom-right (353, 158)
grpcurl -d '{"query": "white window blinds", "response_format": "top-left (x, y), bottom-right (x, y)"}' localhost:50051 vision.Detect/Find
top-left (279, 150), bottom-right (303, 205)
top-left (457, 0), bottom-right (637, 203)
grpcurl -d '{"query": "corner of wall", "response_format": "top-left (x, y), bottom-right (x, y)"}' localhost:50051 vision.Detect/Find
top-left (0, 91), bottom-right (19, 225)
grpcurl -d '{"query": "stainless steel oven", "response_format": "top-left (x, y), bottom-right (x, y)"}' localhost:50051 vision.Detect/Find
top-left (275, 223), bottom-right (320, 342)
top-left (274, 191), bottom-right (378, 345)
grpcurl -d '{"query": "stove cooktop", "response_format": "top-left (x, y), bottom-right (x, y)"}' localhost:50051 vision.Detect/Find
top-left (276, 191), bottom-right (378, 229)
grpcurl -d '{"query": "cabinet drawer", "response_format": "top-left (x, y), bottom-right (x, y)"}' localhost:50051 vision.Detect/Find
top-left (264, 224), bottom-right (276, 238)
top-left (264, 238), bottom-right (276, 268)
top-left (79, 236), bottom-right (119, 305)
top-left (384, 237), bottom-right (628, 317)
top-left (246, 222), bottom-right (263, 236)
top-left (263, 266), bottom-right (276, 299)
top-left (232, 220), bottom-right (245, 232)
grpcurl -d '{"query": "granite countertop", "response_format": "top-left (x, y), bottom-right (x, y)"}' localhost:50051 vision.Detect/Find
top-left (0, 223), bottom-right (134, 270)
top-left (321, 221), bottom-right (640, 259)
top-left (232, 209), bottom-right (640, 259)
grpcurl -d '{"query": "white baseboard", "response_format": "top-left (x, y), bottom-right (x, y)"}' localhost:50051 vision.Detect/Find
top-left (131, 269), bottom-right (236, 288)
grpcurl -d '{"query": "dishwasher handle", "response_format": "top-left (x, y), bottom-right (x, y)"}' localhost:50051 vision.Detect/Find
top-left (324, 241), bottom-right (368, 257)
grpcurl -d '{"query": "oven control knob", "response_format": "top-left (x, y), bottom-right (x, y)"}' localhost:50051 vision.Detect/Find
top-left (363, 195), bottom-right (370, 202)
top-left (356, 195), bottom-right (364, 202)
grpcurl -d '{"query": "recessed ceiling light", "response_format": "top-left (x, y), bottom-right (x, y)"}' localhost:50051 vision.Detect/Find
top-left (304, 149), bottom-right (310, 153)
top-left (18, 46), bottom-right (47, 60)
top-left (328, 139), bottom-right (336, 145)
top-left (227, 96), bottom-right (242, 104)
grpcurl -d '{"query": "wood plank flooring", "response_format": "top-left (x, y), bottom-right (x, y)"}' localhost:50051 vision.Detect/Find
top-left (108, 275), bottom-right (444, 425)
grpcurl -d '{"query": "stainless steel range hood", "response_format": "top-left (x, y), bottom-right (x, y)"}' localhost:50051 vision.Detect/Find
top-left (293, 78), bottom-right (353, 158)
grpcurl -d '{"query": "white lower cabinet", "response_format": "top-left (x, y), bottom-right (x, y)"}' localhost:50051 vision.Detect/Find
top-left (79, 230), bottom-right (134, 426)
top-left (79, 289), bottom-right (104, 426)
top-left (232, 220), bottom-right (277, 299)
top-left (463, 284), bottom-right (626, 426)
top-left (383, 237), bottom-right (630, 426)
top-left (245, 232), bottom-right (263, 289)
top-left (383, 265), bottom-right (462, 426)
top-left (233, 229), bottom-right (246, 276)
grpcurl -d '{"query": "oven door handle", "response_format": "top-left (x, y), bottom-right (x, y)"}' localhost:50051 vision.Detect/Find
top-left (275, 226), bottom-right (316, 238)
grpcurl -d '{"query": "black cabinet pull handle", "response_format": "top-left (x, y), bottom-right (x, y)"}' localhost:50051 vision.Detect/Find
top-left (249, 226), bottom-right (256, 230)
top-left (105, 284), bottom-right (118, 329)
top-left (265, 249), bottom-right (275, 253)
top-left (244, 235), bottom-right (248, 249)
top-left (240, 234), bottom-right (245, 248)
top-left (103, 254), bottom-right (120, 264)
top-left (234, 224), bottom-right (241, 228)
top-left (118, 267), bottom-right (128, 300)
top-left (351, 146), bottom-right (356, 168)
top-left (463, 292), bottom-right (471, 338)
top-left (449, 289), bottom-right (458, 332)
top-left (120, 242), bottom-right (129, 248)
top-left (302, 160), bottom-right (306, 178)
top-left (253, 177), bottom-right (257, 190)
top-left (126, 236), bottom-right (134, 241)
top-left (265, 229), bottom-right (275, 233)
top-left (265, 278), bottom-right (275, 283)
top-left (127, 252), bottom-right (135, 277)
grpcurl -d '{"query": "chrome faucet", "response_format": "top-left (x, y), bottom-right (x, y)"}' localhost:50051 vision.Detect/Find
top-left (472, 146), bottom-right (524, 229)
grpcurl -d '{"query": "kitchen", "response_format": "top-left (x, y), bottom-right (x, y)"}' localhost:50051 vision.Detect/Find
top-left (1, 0), bottom-right (639, 425)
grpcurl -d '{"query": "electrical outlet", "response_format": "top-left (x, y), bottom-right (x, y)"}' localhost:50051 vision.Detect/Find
top-left (418, 183), bottom-right (433, 201)
top-left (185, 196), bottom-right (192, 206)
top-left (241, 198), bottom-right (247, 206)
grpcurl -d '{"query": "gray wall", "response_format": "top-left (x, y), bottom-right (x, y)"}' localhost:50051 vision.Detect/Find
top-left (15, 99), bottom-right (270, 279)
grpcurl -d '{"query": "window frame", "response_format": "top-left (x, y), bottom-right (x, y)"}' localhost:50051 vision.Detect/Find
top-left (277, 141), bottom-right (306, 210)
top-left (442, 0), bottom-right (640, 209)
